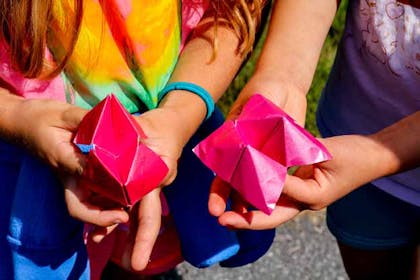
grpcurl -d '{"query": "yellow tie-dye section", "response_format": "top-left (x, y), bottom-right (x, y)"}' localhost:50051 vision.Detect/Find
top-left (49, 0), bottom-right (180, 111)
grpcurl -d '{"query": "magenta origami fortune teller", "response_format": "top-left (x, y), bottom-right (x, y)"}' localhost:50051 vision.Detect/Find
top-left (193, 94), bottom-right (332, 214)
top-left (74, 95), bottom-right (168, 206)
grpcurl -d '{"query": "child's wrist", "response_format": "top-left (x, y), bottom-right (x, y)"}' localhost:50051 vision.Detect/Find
top-left (252, 67), bottom-right (309, 97)
top-left (239, 73), bottom-right (308, 125)
top-left (158, 82), bottom-right (215, 121)
top-left (369, 113), bottom-right (420, 175)
top-left (0, 91), bottom-right (25, 140)
top-left (158, 90), bottom-right (208, 143)
top-left (368, 133), bottom-right (400, 177)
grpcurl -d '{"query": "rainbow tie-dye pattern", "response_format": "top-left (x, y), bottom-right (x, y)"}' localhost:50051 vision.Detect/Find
top-left (48, 0), bottom-right (207, 112)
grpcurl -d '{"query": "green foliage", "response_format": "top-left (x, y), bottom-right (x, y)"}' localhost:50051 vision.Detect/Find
top-left (216, 0), bottom-right (348, 136)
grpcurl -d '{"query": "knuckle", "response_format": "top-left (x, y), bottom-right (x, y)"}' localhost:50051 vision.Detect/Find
top-left (309, 198), bottom-right (327, 211)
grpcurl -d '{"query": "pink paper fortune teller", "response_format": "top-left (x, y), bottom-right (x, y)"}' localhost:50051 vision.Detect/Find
top-left (193, 94), bottom-right (332, 214)
top-left (74, 95), bottom-right (168, 206)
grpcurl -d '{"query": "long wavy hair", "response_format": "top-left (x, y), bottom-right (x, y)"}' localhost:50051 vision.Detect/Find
top-left (0, 0), bottom-right (265, 79)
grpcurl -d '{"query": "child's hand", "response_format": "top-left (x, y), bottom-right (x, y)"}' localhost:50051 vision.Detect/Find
top-left (12, 98), bottom-right (87, 175)
top-left (103, 107), bottom-right (189, 271)
top-left (12, 98), bottom-right (130, 230)
top-left (116, 189), bottom-right (163, 272)
top-left (133, 107), bottom-right (190, 187)
top-left (207, 73), bottom-right (309, 229)
top-left (62, 175), bottom-right (129, 230)
top-left (209, 134), bottom-right (393, 230)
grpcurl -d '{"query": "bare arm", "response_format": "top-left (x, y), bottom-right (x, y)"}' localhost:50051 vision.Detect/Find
top-left (0, 88), bottom-right (23, 135)
top-left (232, 0), bottom-right (337, 125)
top-left (209, 0), bottom-right (419, 232)
top-left (285, 111), bottom-right (420, 211)
top-left (132, 5), bottom-right (250, 189)
top-left (156, 9), bottom-right (245, 145)
top-left (0, 84), bottom-right (130, 229)
top-left (370, 111), bottom-right (420, 177)
top-left (215, 111), bottom-right (420, 229)
top-left (208, 0), bottom-right (339, 218)
top-left (123, 5), bottom-right (254, 271)
top-left (256, 0), bottom-right (337, 93)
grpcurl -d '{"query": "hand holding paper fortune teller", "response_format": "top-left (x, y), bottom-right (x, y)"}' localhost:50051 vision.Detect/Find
top-left (209, 0), bottom-right (420, 278)
top-left (114, 104), bottom-right (198, 271)
top-left (206, 77), bottom-right (420, 232)
top-left (72, 94), bottom-right (198, 271)
top-left (208, 90), bottom-right (420, 231)
top-left (208, 0), bottom-right (420, 238)
top-left (3, 96), bottom-right (130, 230)
top-left (203, 70), bottom-right (418, 232)
top-left (0, 0), bottom-right (270, 278)
top-left (201, 92), bottom-right (331, 228)
top-left (208, 130), bottom-right (413, 230)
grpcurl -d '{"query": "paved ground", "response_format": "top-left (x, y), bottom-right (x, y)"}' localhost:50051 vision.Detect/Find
top-left (159, 210), bottom-right (348, 280)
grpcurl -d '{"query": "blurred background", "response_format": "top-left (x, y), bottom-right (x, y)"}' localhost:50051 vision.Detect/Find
top-left (169, 1), bottom-right (349, 279)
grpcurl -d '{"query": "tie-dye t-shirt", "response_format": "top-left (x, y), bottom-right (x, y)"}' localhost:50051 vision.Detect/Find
top-left (0, 0), bottom-right (208, 113)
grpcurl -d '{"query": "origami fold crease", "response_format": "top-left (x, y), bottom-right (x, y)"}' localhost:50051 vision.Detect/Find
top-left (193, 94), bottom-right (332, 214)
top-left (74, 94), bottom-right (168, 206)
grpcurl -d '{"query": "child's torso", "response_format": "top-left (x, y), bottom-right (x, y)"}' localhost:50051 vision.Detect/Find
top-left (48, 0), bottom-right (207, 112)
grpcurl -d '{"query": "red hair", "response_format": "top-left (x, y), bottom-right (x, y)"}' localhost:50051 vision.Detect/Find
top-left (0, 0), bottom-right (266, 78)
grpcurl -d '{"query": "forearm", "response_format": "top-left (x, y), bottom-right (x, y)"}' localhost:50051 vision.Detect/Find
top-left (314, 112), bottom-right (420, 206)
top-left (334, 111), bottom-right (420, 189)
top-left (158, 13), bottom-right (245, 145)
top-left (370, 111), bottom-right (420, 176)
top-left (0, 87), bottom-right (24, 143)
top-left (256, 0), bottom-right (337, 92)
top-left (252, 0), bottom-right (337, 123)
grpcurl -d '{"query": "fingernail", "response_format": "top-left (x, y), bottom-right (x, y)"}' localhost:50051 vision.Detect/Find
top-left (92, 234), bottom-right (105, 243)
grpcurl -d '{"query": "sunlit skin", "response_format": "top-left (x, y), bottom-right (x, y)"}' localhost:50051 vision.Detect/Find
top-left (207, 0), bottom-right (420, 277)
top-left (0, 0), bottom-right (249, 273)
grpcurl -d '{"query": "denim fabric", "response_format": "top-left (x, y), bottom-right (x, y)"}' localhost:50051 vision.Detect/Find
top-left (0, 140), bottom-right (89, 280)
top-left (327, 183), bottom-right (420, 250)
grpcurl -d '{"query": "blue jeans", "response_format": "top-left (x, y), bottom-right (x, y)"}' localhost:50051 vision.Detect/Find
top-left (0, 141), bottom-right (89, 280)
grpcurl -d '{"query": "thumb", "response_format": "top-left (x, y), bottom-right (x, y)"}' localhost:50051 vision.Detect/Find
top-left (130, 189), bottom-right (162, 271)
top-left (282, 173), bottom-right (322, 208)
top-left (208, 176), bottom-right (231, 217)
top-left (63, 177), bottom-right (129, 226)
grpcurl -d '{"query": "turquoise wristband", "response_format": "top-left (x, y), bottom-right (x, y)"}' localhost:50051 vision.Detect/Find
top-left (158, 82), bottom-right (215, 121)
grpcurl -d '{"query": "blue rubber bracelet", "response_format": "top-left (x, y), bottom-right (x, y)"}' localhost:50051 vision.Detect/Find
top-left (76, 144), bottom-right (93, 154)
top-left (158, 82), bottom-right (215, 121)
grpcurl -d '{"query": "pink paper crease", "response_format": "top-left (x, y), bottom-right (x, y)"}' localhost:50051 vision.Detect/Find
top-left (193, 94), bottom-right (332, 214)
top-left (74, 94), bottom-right (168, 206)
